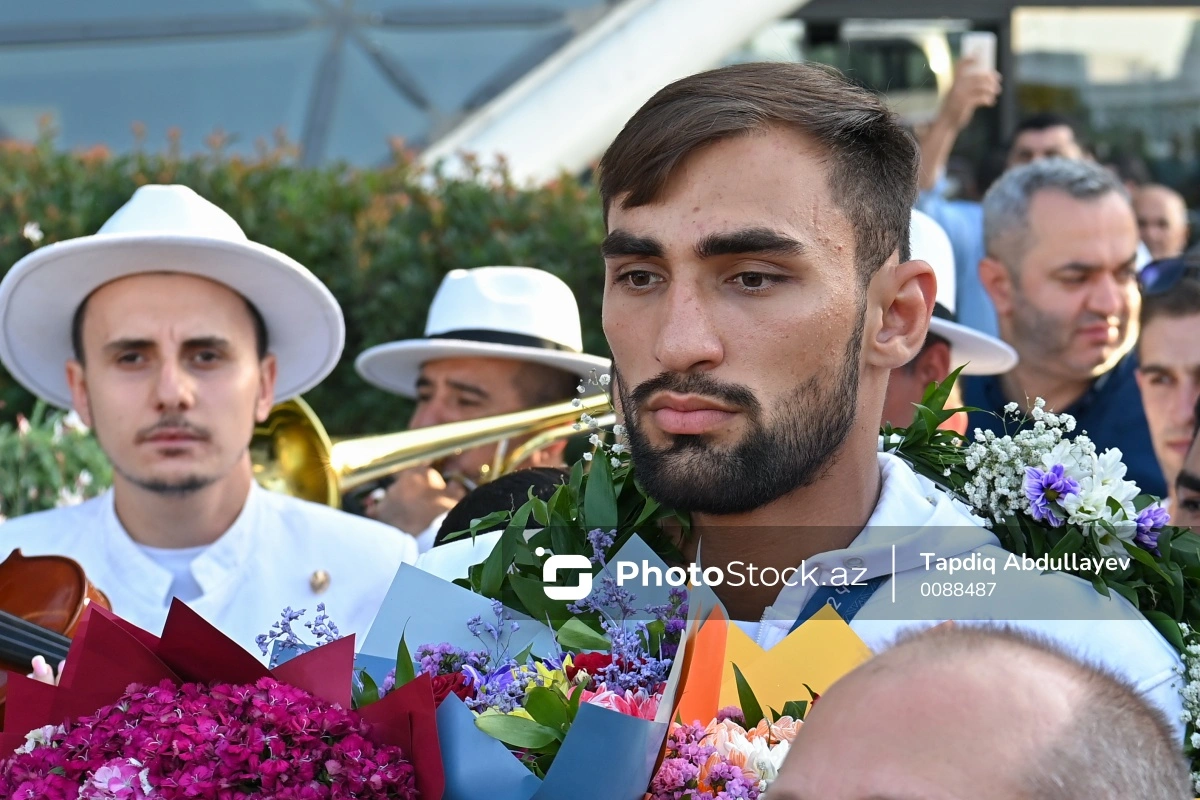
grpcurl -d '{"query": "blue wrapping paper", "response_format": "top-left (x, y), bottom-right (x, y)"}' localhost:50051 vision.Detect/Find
top-left (361, 534), bottom-right (696, 799)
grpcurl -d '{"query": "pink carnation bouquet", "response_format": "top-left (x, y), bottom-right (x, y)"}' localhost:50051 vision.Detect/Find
top-left (0, 601), bottom-right (444, 799)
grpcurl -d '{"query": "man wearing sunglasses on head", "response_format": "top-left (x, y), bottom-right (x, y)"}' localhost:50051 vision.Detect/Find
top-left (1135, 256), bottom-right (1200, 513)
top-left (968, 158), bottom-right (1166, 497)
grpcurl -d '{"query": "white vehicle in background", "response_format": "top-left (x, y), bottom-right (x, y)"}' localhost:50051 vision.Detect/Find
top-left (725, 17), bottom-right (966, 126)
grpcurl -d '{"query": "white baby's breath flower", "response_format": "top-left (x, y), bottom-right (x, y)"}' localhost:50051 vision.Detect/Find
top-left (610, 457), bottom-right (621, 468)
top-left (22, 221), bottom-right (43, 244)
top-left (612, 424), bottom-right (626, 436)
top-left (588, 434), bottom-right (603, 447)
top-left (571, 398), bottom-right (582, 408)
top-left (1003, 402), bottom-right (1019, 414)
top-left (582, 452), bottom-right (593, 462)
top-left (599, 374), bottom-right (611, 387)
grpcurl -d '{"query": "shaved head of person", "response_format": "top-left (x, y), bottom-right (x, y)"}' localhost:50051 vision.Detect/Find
top-left (769, 625), bottom-right (1189, 800)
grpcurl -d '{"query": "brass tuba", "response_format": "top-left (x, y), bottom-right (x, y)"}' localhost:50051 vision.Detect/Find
top-left (250, 394), bottom-right (616, 508)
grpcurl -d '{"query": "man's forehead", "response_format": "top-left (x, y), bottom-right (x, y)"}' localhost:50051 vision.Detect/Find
top-left (418, 357), bottom-right (526, 382)
top-left (606, 152), bottom-right (851, 258)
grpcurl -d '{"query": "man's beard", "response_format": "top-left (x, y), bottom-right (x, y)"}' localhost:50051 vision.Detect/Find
top-left (616, 321), bottom-right (863, 515)
top-left (1010, 290), bottom-right (1131, 378)
top-left (94, 407), bottom-right (220, 497)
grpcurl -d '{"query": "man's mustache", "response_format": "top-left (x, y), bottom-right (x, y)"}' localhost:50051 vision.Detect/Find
top-left (135, 415), bottom-right (212, 443)
top-left (628, 372), bottom-right (760, 414)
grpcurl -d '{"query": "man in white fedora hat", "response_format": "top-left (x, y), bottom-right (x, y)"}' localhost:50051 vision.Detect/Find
top-left (0, 184), bottom-right (417, 661)
top-left (355, 266), bottom-right (610, 551)
top-left (882, 209), bottom-right (1018, 433)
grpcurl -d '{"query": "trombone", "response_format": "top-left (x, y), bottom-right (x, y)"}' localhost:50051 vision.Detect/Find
top-left (250, 393), bottom-right (616, 508)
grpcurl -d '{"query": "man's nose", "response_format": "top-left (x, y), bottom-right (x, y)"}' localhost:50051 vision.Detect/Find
top-left (409, 400), bottom-right (448, 429)
top-left (154, 360), bottom-right (195, 410)
top-left (1086, 273), bottom-right (1126, 319)
top-left (652, 282), bottom-right (723, 373)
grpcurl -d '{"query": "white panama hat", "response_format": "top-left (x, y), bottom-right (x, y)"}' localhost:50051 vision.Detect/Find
top-left (0, 184), bottom-right (345, 408)
top-left (355, 266), bottom-right (610, 398)
top-left (912, 209), bottom-right (1018, 376)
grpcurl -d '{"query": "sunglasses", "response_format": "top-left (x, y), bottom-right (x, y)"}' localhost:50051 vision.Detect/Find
top-left (1139, 257), bottom-right (1200, 295)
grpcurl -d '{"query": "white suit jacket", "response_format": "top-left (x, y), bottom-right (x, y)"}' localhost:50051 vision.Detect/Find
top-left (0, 482), bottom-right (417, 658)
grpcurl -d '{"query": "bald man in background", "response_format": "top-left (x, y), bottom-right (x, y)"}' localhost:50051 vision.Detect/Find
top-left (1136, 184), bottom-right (1190, 260)
top-left (770, 625), bottom-right (1190, 800)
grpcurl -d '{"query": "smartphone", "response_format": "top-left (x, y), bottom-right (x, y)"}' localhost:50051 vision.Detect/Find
top-left (961, 32), bottom-right (997, 73)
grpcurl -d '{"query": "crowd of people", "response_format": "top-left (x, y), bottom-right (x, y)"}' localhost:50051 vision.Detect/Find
top-left (0, 55), bottom-right (1197, 792)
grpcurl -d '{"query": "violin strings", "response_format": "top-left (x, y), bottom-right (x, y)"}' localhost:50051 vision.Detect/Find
top-left (0, 610), bottom-right (72, 663)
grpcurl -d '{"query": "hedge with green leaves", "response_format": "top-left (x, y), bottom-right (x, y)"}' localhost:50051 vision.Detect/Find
top-left (0, 403), bottom-right (111, 519)
top-left (0, 136), bottom-right (608, 437)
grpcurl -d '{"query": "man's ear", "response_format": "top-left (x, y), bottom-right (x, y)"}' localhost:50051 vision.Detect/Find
top-left (255, 354), bottom-right (278, 423)
top-left (528, 439), bottom-right (568, 468)
top-left (867, 258), bottom-right (936, 370)
top-left (979, 257), bottom-right (1015, 316)
top-left (65, 360), bottom-right (93, 428)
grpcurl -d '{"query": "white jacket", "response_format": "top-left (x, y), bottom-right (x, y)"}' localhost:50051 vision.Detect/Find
top-left (0, 482), bottom-right (418, 657)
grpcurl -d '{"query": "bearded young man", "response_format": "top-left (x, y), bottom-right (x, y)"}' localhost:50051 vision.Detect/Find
top-left (596, 61), bottom-right (1183, 734)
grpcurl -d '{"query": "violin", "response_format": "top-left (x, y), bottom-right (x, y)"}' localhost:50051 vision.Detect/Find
top-left (0, 549), bottom-right (111, 721)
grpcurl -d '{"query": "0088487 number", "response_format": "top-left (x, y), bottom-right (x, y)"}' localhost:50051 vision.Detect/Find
top-left (920, 582), bottom-right (997, 598)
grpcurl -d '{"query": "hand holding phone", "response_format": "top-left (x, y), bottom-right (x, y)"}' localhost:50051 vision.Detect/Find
top-left (961, 32), bottom-right (997, 75)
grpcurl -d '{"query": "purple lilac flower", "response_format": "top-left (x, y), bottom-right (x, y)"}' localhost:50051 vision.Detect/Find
top-left (568, 573), bottom-right (637, 618)
top-left (586, 528), bottom-right (616, 566)
top-left (413, 643), bottom-right (489, 677)
top-left (461, 661), bottom-right (526, 714)
top-left (1024, 465), bottom-right (1079, 527)
top-left (706, 761), bottom-right (761, 800)
top-left (304, 603), bottom-right (341, 645)
top-left (1135, 505), bottom-right (1170, 554)
top-left (256, 606), bottom-right (309, 665)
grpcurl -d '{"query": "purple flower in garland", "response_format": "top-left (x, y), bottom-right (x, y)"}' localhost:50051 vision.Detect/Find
top-left (1135, 505), bottom-right (1171, 555)
top-left (1024, 465), bottom-right (1079, 527)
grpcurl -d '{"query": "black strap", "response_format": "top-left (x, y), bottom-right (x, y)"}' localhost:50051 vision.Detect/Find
top-left (427, 329), bottom-right (578, 353)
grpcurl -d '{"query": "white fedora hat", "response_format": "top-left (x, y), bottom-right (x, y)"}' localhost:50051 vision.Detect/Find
top-left (912, 208), bottom-right (1018, 376)
top-left (0, 184), bottom-right (344, 408)
top-left (356, 266), bottom-right (610, 398)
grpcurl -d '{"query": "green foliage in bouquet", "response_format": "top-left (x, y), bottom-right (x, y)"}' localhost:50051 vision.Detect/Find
top-left (0, 402), bottom-right (111, 519)
top-left (885, 368), bottom-right (1200, 654)
top-left (445, 421), bottom-right (688, 637)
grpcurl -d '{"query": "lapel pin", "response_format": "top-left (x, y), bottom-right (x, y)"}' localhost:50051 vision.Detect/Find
top-left (310, 569), bottom-right (330, 594)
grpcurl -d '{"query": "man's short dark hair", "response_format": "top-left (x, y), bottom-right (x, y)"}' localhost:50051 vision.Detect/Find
top-left (512, 362), bottom-right (582, 408)
top-left (1014, 112), bottom-right (1085, 148)
top-left (70, 291), bottom-right (269, 364)
top-left (1139, 275), bottom-right (1200, 337)
top-left (435, 466), bottom-right (570, 545)
top-left (597, 61), bottom-right (919, 281)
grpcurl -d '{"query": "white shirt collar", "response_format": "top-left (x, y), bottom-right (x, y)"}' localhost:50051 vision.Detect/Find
top-left (98, 481), bottom-right (259, 606)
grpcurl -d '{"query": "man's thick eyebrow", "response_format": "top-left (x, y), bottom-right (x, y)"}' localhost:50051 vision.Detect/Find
top-left (102, 336), bottom-right (231, 353)
top-left (1055, 254), bottom-right (1138, 274)
top-left (448, 379), bottom-right (488, 399)
top-left (695, 228), bottom-right (806, 260)
top-left (601, 230), bottom-right (665, 259)
top-left (102, 338), bottom-right (155, 354)
top-left (1177, 469), bottom-right (1200, 493)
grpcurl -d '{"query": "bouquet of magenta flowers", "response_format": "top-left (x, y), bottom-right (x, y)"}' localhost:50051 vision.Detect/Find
top-left (2, 678), bottom-right (416, 799)
top-left (0, 601), bottom-right (444, 800)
